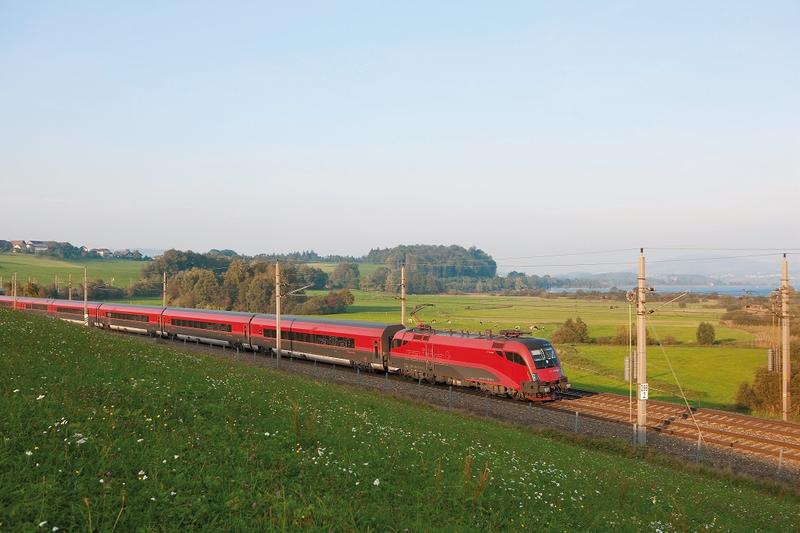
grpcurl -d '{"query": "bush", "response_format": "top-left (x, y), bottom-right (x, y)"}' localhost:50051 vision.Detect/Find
top-left (696, 322), bottom-right (716, 345)
top-left (611, 326), bottom-right (655, 345)
top-left (551, 317), bottom-right (590, 344)
top-left (736, 368), bottom-right (800, 416)
top-left (720, 309), bottom-right (770, 326)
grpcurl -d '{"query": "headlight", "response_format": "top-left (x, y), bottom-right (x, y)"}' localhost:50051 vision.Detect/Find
top-left (531, 374), bottom-right (539, 382)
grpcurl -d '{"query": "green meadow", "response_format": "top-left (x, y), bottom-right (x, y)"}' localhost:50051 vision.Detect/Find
top-left (0, 253), bottom-right (149, 287)
top-left (1, 309), bottom-right (797, 531)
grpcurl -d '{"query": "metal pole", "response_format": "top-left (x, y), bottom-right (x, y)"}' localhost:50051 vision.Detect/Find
top-left (629, 301), bottom-right (633, 422)
top-left (400, 263), bottom-right (406, 326)
top-left (162, 271), bottom-right (167, 307)
top-left (636, 248), bottom-right (648, 445)
top-left (83, 266), bottom-right (89, 326)
top-left (781, 254), bottom-right (791, 421)
top-left (13, 272), bottom-right (17, 307)
top-left (276, 261), bottom-right (282, 368)
top-left (68, 273), bottom-right (72, 301)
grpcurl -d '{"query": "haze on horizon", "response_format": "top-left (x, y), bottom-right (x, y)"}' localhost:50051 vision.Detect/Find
top-left (1, 2), bottom-right (798, 275)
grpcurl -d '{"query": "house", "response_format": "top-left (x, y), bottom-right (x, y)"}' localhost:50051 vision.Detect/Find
top-left (94, 248), bottom-right (112, 257)
top-left (10, 240), bottom-right (26, 252)
top-left (27, 240), bottom-right (50, 253)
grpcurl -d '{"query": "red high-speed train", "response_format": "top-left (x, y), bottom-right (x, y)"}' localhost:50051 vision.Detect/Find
top-left (0, 295), bottom-right (569, 401)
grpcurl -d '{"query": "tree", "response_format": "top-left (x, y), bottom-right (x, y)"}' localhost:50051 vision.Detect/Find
top-left (696, 322), bottom-right (715, 345)
top-left (551, 317), bottom-right (590, 344)
top-left (328, 263), bottom-right (360, 289)
top-left (360, 266), bottom-right (390, 291)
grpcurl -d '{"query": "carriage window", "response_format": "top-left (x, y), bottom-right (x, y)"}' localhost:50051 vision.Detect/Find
top-left (171, 318), bottom-right (232, 332)
top-left (57, 307), bottom-right (83, 315)
top-left (291, 331), bottom-right (355, 348)
top-left (107, 312), bottom-right (149, 322)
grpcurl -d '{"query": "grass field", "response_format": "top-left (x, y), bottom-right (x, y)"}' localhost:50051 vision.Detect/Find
top-left (308, 290), bottom-right (755, 344)
top-left (1, 309), bottom-right (798, 531)
top-left (306, 262), bottom-right (384, 278)
top-left (0, 253), bottom-right (150, 287)
top-left (562, 345), bottom-right (764, 409)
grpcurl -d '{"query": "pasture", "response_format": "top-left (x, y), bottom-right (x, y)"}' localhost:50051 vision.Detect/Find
top-left (305, 262), bottom-right (384, 277)
top-left (0, 253), bottom-right (149, 287)
top-left (1, 309), bottom-right (797, 530)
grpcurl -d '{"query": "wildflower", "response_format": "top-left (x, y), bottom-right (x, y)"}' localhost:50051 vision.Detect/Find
top-left (13, 389), bottom-right (19, 393)
top-left (99, 479), bottom-right (104, 484)
top-left (36, 394), bottom-right (45, 400)
top-left (373, 479), bottom-right (380, 487)
top-left (38, 521), bottom-right (48, 527)
top-left (136, 438), bottom-right (144, 443)
top-left (52, 528), bottom-right (59, 532)
top-left (25, 450), bottom-right (33, 456)
top-left (173, 455), bottom-right (179, 459)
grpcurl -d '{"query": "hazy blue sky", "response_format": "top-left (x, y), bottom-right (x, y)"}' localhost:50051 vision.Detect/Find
top-left (1, 1), bottom-right (798, 272)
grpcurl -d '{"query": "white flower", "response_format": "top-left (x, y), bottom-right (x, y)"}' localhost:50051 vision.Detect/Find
top-left (25, 450), bottom-right (33, 456)
top-left (170, 491), bottom-right (176, 496)
top-left (173, 455), bottom-right (179, 459)
top-left (36, 394), bottom-right (45, 400)
top-left (136, 438), bottom-right (144, 443)
top-left (13, 389), bottom-right (19, 393)
top-left (373, 478), bottom-right (380, 487)
top-left (38, 521), bottom-right (47, 527)
top-left (52, 528), bottom-right (59, 532)
top-left (138, 470), bottom-right (145, 476)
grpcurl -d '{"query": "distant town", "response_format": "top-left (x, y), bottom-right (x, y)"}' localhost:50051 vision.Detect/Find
top-left (0, 239), bottom-right (147, 260)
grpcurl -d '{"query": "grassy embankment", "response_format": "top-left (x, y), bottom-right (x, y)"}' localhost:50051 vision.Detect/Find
top-left (1, 309), bottom-right (798, 530)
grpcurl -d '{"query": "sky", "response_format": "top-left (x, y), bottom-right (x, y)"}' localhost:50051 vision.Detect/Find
top-left (1, 1), bottom-right (798, 274)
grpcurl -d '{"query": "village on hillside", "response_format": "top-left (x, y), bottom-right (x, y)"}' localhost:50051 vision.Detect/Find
top-left (0, 239), bottom-right (145, 260)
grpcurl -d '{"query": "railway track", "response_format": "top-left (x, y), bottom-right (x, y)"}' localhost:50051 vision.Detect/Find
top-left (553, 390), bottom-right (800, 464)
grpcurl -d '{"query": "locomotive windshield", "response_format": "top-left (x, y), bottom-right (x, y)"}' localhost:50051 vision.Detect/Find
top-left (529, 344), bottom-right (559, 369)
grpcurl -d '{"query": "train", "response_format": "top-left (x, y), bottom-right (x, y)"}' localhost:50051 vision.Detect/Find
top-left (0, 295), bottom-right (570, 401)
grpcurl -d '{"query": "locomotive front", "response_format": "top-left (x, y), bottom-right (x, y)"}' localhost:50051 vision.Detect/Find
top-left (517, 339), bottom-right (570, 399)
